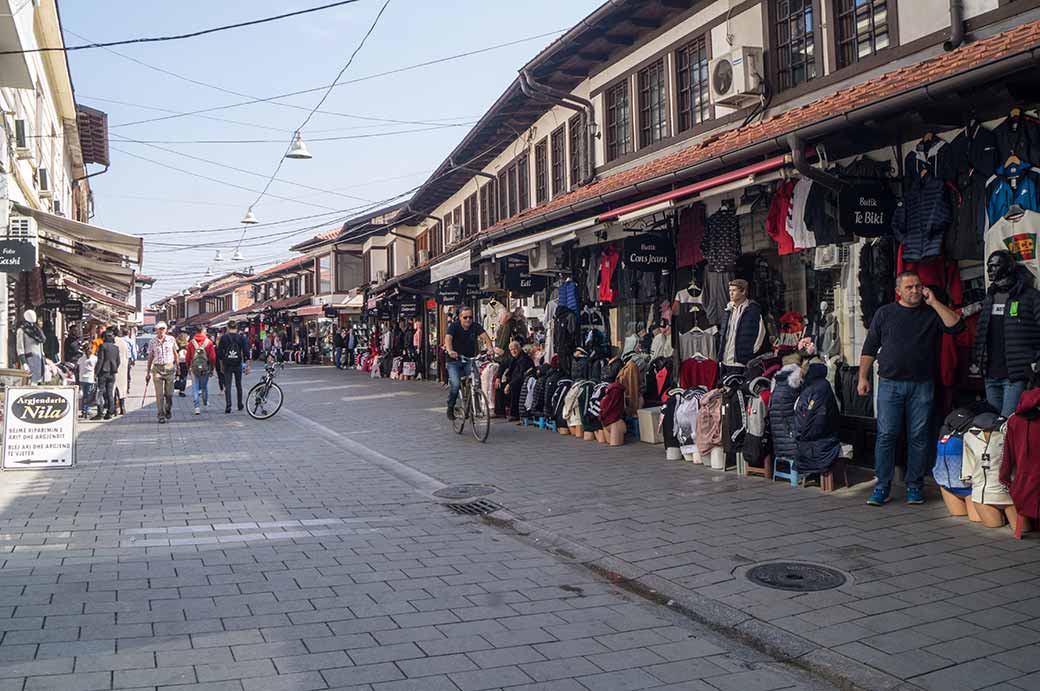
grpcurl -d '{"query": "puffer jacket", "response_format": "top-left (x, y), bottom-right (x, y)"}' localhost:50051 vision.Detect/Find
top-left (769, 364), bottom-right (803, 462)
top-left (974, 269), bottom-right (1040, 383)
top-left (550, 378), bottom-right (573, 426)
top-left (794, 363), bottom-right (841, 473)
top-left (541, 369), bottom-right (563, 417)
top-left (717, 300), bottom-right (767, 366)
top-left (932, 406), bottom-right (989, 491)
top-left (601, 358), bottom-right (622, 384)
top-left (892, 176), bottom-right (951, 262)
top-left (1000, 389), bottom-right (1040, 518)
top-left (962, 413), bottom-right (1013, 506)
top-left (531, 366), bottom-right (550, 414)
top-left (617, 360), bottom-right (642, 416)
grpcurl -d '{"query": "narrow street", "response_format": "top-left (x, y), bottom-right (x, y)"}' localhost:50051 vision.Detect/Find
top-left (0, 367), bottom-right (837, 691)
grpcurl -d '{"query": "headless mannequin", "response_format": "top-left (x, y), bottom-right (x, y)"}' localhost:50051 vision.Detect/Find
top-left (16, 309), bottom-right (45, 383)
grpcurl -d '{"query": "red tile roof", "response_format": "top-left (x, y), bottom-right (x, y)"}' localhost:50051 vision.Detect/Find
top-left (254, 256), bottom-right (313, 278)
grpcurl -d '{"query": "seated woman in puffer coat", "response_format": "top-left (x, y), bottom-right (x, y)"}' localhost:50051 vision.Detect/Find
top-left (794, 362), bottom-right (842, 474)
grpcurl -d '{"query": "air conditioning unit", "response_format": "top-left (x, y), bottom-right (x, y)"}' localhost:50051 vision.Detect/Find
top-left (404, 255), bottom-right (415, 271)
top-left (528, 241), bottom-right (563, 274)
top-left (375, 269), bottom-right (388, 284)
top-left (709, 46), bottom-right (763, 107)
top-left (8, 213), bottom-right (37, 240)
top-left (447, 223), bottom-right (463, 245)
top-left (38, 167), bottom-right (52, 198)
top-left (417, 249), bottom-right (430, 264)
top-left (13, 119), bottom-right (30, 159)
top-left (479, 261), bottom-right (500, 292)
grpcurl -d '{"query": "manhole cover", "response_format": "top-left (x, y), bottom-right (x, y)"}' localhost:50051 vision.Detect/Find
top-left (433, 484), bottom-right (498, 500)
top-left (745, 562), bottom-right (846, 592)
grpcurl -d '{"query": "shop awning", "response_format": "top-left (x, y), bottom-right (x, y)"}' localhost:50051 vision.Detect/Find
top-left (292, 305), bottom-right (326, 317)
top-left (13, 203), bottom-right (143, 265)
top-left (40, 243), bottom-right (136, 295)
top-left (64, 279), bottom-right (136, 314)
top-left (429, 250), bottom-right (472, 283)
top-left (481, 216), bottom-right (599, 259)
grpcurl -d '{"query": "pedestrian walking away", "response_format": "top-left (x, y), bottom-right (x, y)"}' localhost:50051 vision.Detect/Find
top-left (858, 270), bottom-right (965, 506)
top-left (187, 326), bottom-right (217, 415)
top-left (217, 320), bottom-right (249, 413)
top-left (93, 329), bottom-right (121, 420)
top-left (146, 322), bottom-right (177, 423)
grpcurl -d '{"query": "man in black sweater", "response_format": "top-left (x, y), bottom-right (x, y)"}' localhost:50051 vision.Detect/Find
top-left (216, 321), bottom-right (249, 413)
top-left (858, 270), bottom-right (964, 507)
top-left (93, 329), bottom-right (121, 420)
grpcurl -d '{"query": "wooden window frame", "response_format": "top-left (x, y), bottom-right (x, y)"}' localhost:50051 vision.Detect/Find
top-left (637, 58), bottom-right (669, 148)
top-left (550, 125), bottom-right (566, 198)
top-left (771, 0), bottom-right (821, 92)
top-left (497, 169), bottom-right (509, 220)
top-left (568, 114), bottom-right (581, 191)
top-left (832, 0), bottom-right (896, 70)
top-left (479, 183), bottom-right (490, 231)
top-left (534, 138), bottom-right (549, 205)
top-left (430, 220), bottom-right (443, 258)
top-left (464, 192), bottom-right (478, 236)
top-left (605, 79), bottom-right (632, 162)
top-left (675, 34), bottom-right (712, 133)
top-left (516, 152), bottom-right (530, 212)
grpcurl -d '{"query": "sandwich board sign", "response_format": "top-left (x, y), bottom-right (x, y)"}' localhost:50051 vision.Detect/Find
top-left (2, 386), bottom-right (76, 470)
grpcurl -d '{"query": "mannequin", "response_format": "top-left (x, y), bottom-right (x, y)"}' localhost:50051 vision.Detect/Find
top-left (962, 413), bottom-right (1020, 529)
top-left (16, 309), bottom-right (45, 383)
top-left (974, 250), bottom-right (1040, 417)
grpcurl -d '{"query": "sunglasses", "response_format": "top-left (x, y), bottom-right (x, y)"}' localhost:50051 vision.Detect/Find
top-left (460, 316), bottom-right (473, 320)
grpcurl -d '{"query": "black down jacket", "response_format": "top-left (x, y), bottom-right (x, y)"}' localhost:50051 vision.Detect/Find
top-left (541, 369), bottom-right (563, 417)
top-left (531, 367), bottom-right (549, 416)
top-left (550, 379), bottom-right (573, 426)
top-left (892, 176), bottom-right (952, 262)
top-left (794, 363), bottom-right (841, 473)
top-left (769, 364), bottom-right (802, 462)
top-left (974, 268), bottom-right (1040, 383)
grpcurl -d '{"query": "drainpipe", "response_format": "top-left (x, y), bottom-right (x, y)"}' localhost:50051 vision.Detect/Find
top-left (786, 134), bottom-right (844, 193)
top-left (519, 70), bottom-right (596, 185)
top-left (944, 0), bottom-right (965, 52)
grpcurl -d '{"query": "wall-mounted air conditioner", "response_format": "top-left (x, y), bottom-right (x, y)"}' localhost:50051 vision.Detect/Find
top-left (417, 249), bottom-right (430, 264)
top-left (528, 241), bottom-right (564, 274)
top-left (375, 269), bottom-right (388, 283)
top-left (709, 46), bottom-right (763, 107)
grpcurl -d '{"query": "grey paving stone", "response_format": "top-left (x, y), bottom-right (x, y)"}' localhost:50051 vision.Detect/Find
top-left (273, 651), bottom-right (352, 674)
top-left (573, 667), bottom-right (661, 690)
top-left (416, 636), bottom-right (494, 658)
top-left (114, 665), bottom-right (196, 688)
top-left (911, 658), bottom-right (1021, 690)
top-left (0, 656), bottom-right (75, 677)
top-left (467, 645), bottom-right (547, 669)
top-left (396, 653), bottom-right (478, 677)
top-left (642, 657), bottom-right (727, 685)
top-left (348, 642), bottom-right (425, 666)
top-left (519, 657), bottom-right (602, 682)
top-left (450, 665), bottom-right (534, 691)
top-left (24, 671), bottom-right (113, 691)
top-left (321, 661), bottom-right (404, 687)
top-left (195, 660), bottom-right (276, 683)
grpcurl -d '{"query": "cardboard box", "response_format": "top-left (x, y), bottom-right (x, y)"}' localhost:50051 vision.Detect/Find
top-left (637, 406), bottom-right (663, 444)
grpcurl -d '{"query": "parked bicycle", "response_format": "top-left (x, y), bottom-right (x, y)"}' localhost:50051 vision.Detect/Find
top-left (450, 355), bottom-right (490, 442)
top-left (246, 360), bottom-right (284, 420)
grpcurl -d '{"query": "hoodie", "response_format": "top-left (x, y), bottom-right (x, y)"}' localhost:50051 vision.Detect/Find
top-left (1000, 389), bottom-right (1040, 518)
top-left (186, 333), bottom-right (217, 373)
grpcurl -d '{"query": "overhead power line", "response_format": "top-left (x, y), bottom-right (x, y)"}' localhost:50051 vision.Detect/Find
top-left (111, 29), bottom-right (567, 129)
top-left (0, 1), bottom-right (361, 55)
top-left (111, 122), bottom-right (474, 145)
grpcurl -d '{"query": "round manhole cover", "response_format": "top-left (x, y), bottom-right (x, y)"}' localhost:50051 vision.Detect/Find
top-left (745, 562), bottom-right (846, 592)
top-left (432, 484), bottom-right (497, 501)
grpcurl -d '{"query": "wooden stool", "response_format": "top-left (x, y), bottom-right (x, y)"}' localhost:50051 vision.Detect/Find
top-left (743, 455), bottom-right (773, 479)
top-left (819, 458), bottom-right (850, 492)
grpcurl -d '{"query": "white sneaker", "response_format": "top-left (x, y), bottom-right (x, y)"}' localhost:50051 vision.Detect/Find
top-left (194, 406), bottom-right (200, 415)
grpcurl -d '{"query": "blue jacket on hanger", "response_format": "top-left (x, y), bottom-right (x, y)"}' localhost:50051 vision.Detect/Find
top-left (987, 162), bottom-right (1040, 225)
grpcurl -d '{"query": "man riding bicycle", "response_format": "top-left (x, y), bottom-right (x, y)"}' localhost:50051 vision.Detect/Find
top-left (444, 306), bottom-right (495, 420)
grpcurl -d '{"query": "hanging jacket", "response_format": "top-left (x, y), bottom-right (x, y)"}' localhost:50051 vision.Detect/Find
top-left (541, 369), bottom-right (563, 417)
top-left (617, 360), bottom-right (642, 417)
top-left (1000, 389), bottom-right (1040, 519)
top-left (892, 176), bottom-right (952, 261)
top-left (675, 389), bottom-right (705, 456)
top-left (598, 244), bottom-right (621, 303)
top-left (550, 378), bottom-right (574, 425)
top-left (903, 138), bottom-right (952, 189)
top-left (973, 268), bottom-right (1040, 383)
top-left (769, 364), bottom-right (803, 461)
top-left (558, 281), bottom-right (579, 313)
top-left (553, 305), bottom-right (579, 374)
top-left (766, 180), bottom-right (797, 255)
top-left (945, 124), bottom-right (999, 260)
top-left (794, 363), bottom-right (841, 473)
top-left (721, 385), bottom-right (749, 455)
top-left (932, 405), bottom-right (990, 491)
top-left (598, 383), bottom-right (626, 427)
top-left (695, 389), bottom-right (725, 454)
top-left (859, 238), bottom-right (897, 329)
top-left (986, 163), bottom-right (1040, 226)
top-left (743, 387), bottom-right (770, 468)
top-left (660, 388), bottom-right (683, 451)
top-left (993, 113), bottom-right (1040, 167)
top-left (962, 413), bottom-right (1013, 506)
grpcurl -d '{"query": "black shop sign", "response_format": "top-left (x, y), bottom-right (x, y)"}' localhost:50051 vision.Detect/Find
top-left (63, 301), bottom-right (83, 321)
top-left (398, 295), bottom-right (421, 318)
top-left (0, 240), bottom-right (37, 273)
top-left (42, 286), bottom-right (68, 310)
top-left (839, 184), bottom-right (897, 237)
top-left (623, 234), bottom-right (673, 272)
top-left (436, 277), bottom-right (464, 305)
top-left (504, 258), bottom-right (547, 296)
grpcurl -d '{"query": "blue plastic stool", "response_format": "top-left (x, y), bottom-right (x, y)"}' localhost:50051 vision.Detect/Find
top-left (534, 416), bottom-right (546, 429)
top-left (773, 457), bottom-right (800, 486)
top-left (545, 418), bottom-right (558, 432)
top-left (520, 416), bottom-right (533, 427)
top-left (625, 416), bottom-right (639, 437)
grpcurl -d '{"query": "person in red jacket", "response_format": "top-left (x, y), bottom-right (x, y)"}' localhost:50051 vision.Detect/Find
top-left (1000, 388), bottom-right (1040, 530)
top-left (186, 327), bottom-right (217, 415)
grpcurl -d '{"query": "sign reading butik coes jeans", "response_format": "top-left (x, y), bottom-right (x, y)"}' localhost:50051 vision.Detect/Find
top-left (2, 387), bottom-right (77, 470)
top-left (623, 234), bottom-right (673, 271)
top-left (839, 184), bottom-right (897, 237)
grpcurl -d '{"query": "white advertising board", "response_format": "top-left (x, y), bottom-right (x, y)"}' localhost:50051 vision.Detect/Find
top-left (2, 386), bottom-right (77, 470)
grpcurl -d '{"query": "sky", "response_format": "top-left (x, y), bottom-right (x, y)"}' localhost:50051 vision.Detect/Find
top-left (60, 0), bottom-right (603, 301)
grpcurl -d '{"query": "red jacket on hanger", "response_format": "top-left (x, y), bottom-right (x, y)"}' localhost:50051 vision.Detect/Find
top-left (766, 179), bottom-right (797, 255)
top-left (599, 243), bottom-right (621, 303)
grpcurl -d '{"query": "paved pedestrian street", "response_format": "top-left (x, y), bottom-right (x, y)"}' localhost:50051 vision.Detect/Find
top-left (0, 368), bottom-right (838, 691)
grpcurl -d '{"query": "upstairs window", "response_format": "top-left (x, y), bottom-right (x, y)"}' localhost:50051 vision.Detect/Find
top-left (479, 182), bottom-right (494, 231)
top-left (535, 139), bottom-right (548, 205)
top-left (497, 169), bottom-right (509, 220)
top-left (516, 152), bottom-right (530, 212)
top-left (464, 193), bottom-right (478, 236)
top-left (675, 35), bottom-right (710, 132)
top-left (550, 126), bottom-right (566, 197)
top-left (605, 80), bottom-right (632, 161)
top-left (638, 59), bottom-right (668, 148)
top-left (568, 115), bottom-right (582, 189)
top-left (834, 0), bottom-right (891, 68)
top-left (774, 0), bottom-right (818, 90)
top-left (506, 165), bottom-right (518, 217)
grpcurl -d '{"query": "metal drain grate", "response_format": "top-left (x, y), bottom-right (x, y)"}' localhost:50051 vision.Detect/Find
top-left (444, 499), bottom-right (503, 516)
top-left (433, 484), bottom-right (498, 500)
top-left (746, 562), bottom-right (846, 592)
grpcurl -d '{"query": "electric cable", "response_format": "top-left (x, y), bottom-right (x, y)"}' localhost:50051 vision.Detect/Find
top-left (0, 1), bottom-right (362, 55)
top-left (109, 122), bottom-right (474, 145)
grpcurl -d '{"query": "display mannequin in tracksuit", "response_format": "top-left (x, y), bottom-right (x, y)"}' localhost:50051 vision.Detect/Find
top-left (216, 321), bottom-right (249, 414)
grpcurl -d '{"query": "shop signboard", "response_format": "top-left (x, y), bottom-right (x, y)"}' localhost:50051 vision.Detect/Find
top-left (839, 184), bottom-right (897, 237)
top-left (63, 301), bottom-right (83, 321)
top-left (0, 239), bottom-right (37, 273)
top-left (323, 305), bottom-right (338, 319)
top-left (2, 386), bottom-right (76, 470)
top-left (504, 257), bottom-right (547, 296)
top-left (42, 286), bottom-right (67, 309)
top-left (436, 278), bottom-right (463, 305)
top-left (377, 303), bottom-right (391, 320)
top-left (623, 234), bottom-right (673, 271)
top-left (398, 294), bottom-right (420, 318)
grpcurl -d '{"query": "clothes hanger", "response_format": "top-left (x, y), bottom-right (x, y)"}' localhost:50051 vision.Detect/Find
top-left (1006, 203), bottom-right (1026, 221)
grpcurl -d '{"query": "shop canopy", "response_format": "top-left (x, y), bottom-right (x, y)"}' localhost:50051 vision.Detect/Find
top-left (40, 243), bottom-right (136, 295)
top-left (64, 279), bottom-right (136, 314)
top-left (292, 305), bottom-right (327, 318)
top-left (429, 250), bottom-right (472, 283)
top-left (14, 203), bottom-right (143, 265)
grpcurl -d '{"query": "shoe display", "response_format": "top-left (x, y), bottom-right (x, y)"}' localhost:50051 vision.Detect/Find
top-left (906, 487), bottom-right (925, 505)
top-left (866, 486), bottom-right (890, 506)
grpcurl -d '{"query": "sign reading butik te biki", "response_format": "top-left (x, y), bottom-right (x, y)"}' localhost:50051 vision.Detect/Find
top-left (623, 234), bottom-right (673, 271)
top-left (2, 387), bottom-right (76, 470)
top-left (0, 240), bottom-right (37, 273)
top-left (839, 184), bottom-right (897, 237)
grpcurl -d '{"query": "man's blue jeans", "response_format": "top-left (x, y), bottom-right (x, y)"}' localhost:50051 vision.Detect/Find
top-left (985, 378), bottom-right (1026, 418)
top-left (79, 382), bottom-right (95, 416)
top-left (446, 360), bottom-right (474, 410)
top-left (875, 378), bottom-right (935, 491)
top-left (334, 347), bottom-right (343, 369)
top-left (192, 372), bottom-right (210, 407)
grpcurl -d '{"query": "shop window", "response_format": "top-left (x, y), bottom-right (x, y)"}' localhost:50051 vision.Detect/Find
top-left (568, 114), bottom-right (581, 189)
top-left (638, 58), bottom-right (668, 148)
top-left (550, 125), bottom-right (566, 198)
top-left (318, 255), bottom-right (331, 294)
top-left (773, 0), bottom-right (818, 91)
top-left (535, 139), bottom-right (548, 205)
top-left (605, 80), bottom-right (631, 161)
top-left (675, 35), bottom-right (710, 132)
top-left (834, 0), bottom-right (891, 69)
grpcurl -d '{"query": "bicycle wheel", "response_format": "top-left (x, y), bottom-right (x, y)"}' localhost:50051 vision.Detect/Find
top-left (470, 387), bottom-right (491, 443)
top-left (246, 382), bottom-right (283, 420)
top-left (451, 384), bottom-right (467, 435)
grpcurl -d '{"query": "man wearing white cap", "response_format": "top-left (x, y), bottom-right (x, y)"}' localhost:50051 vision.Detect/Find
top-left (145, 322), bottom-right (177, 423)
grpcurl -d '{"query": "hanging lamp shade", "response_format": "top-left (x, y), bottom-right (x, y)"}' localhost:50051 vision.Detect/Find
top-left (241, 207), bottom-right (259, 225)
top-left (205, 267), bottom-right (214, 277)
top-left (286, 131), bottom-right (312, 160)
top-left (214, 249), bottom-right (225, 263)
top-left (231, 249), bottom-right (244, 262)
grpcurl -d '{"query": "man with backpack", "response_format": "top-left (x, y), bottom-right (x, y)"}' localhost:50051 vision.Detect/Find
top-left (217, 321), bottom-right (249, 414)
top-left (186, 327), bottom-right (217, 415)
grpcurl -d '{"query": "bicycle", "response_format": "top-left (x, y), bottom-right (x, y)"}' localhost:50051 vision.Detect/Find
top-left (246, 361), bottom-right (284, 420)
top-left (450, 355), bottom-right (490, 442)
